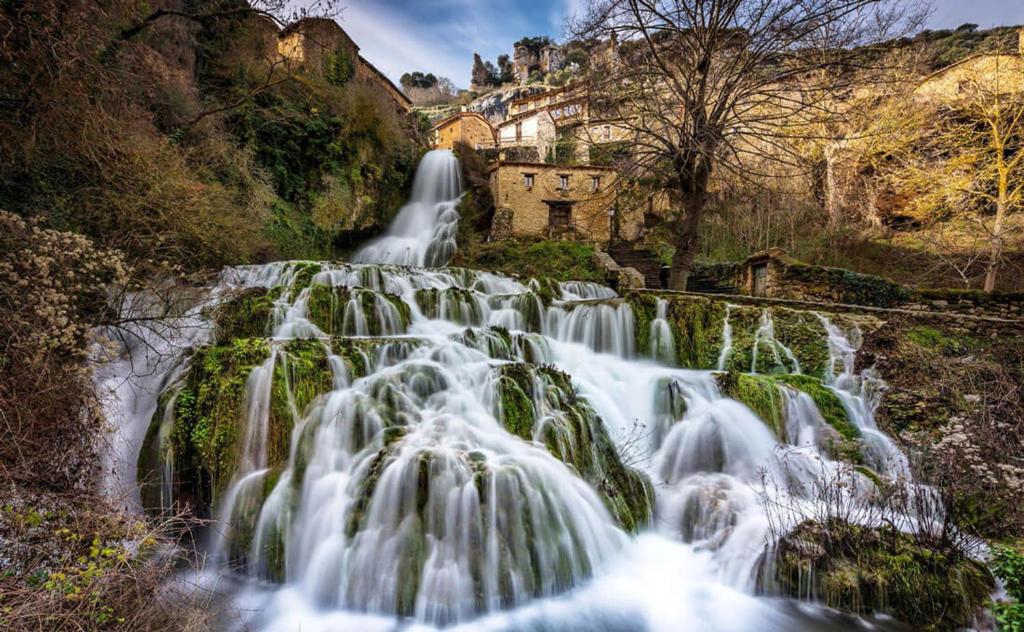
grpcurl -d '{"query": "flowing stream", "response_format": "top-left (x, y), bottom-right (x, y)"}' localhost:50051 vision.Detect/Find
top-left (97, 150), bottom-right (922, 631)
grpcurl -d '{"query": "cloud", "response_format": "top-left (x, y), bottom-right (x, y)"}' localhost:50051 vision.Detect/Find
top-left (332, 0), bottom-right (582, 89)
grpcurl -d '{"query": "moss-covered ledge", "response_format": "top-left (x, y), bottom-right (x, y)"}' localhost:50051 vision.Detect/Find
top-left (627, 293), bottom-right (846, 377)
top-left (716, 372), bottom-right (862, 463)
top-left (495, 362), bottom-right (654, 532)
top-left (762, 519), bottom-right (994, 629)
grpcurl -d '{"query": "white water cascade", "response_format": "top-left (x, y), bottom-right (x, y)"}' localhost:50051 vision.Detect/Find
top-left (352, 149), bottom-right (463, 267)
top-left (94, 152), bottom-right (933, 632)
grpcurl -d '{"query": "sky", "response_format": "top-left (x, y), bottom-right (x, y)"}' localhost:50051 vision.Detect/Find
top-left (332, 0), bottom-right (1024, 89)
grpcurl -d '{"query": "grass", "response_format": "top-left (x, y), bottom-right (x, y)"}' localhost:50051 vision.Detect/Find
top-left (455, 238), bottom-right (604, 282)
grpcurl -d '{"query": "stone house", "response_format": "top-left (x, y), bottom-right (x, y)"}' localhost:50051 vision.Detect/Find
top-left (488, 162), bottom-right (645, 242)
top-left (914, 28), bottom-right (1024, 101)
top-left (277, 18), bottom-right (412, 112)
top-left (430, 112), bottom-right (497, 150)
top-left (507, 88), bottom-right (568, 117)
top-left (496, 91), bottom-right (589, 161)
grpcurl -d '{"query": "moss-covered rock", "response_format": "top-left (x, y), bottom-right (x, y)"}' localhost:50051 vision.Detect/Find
top-left (307, 284), bottom-right (410, 336)
top-left (166, 338), bottom-right (271, 513)
top-left (765, 519), bottom-right (993, 629)
top-left (495, 363), bottom-right (653, 532)
top-left (415, 287), bottom-right (485, 326)
top-left (627, 293), bottom-right (726, 368)
top-left (776, 374), bottom-right (858, 441)
top-left (211, 287), bottom-right (281, 341)
top-left (717, 372), bottom-right (786, 438)
top-left (269, 340), bottom-right (334, 468)
top-left (626, 294), bottom-right (838, 377)
top-left (716, 371), bottom-right (862, 462)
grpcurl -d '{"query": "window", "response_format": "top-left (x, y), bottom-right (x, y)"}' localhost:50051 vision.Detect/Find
top-left (548, 202), bottom-right (572, 228)
top-left (558, 174), bottom-right (570, 190)
top-left (523, 173), bottom-right (535, 189)
top-left (591, 176), bottom-right (601, 192)
top-left (515, 122), bottom-right (523, 142)
top-left (603, 125), bottom-right (612, 140)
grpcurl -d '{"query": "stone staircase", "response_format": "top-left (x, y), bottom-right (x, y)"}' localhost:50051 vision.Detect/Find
top-left (608, 244), bottom-right (661, 289)
top-left (608, 243), bottom-right (739, 293)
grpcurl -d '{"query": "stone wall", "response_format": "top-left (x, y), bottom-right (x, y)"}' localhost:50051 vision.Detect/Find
top-left (489, 162), bottom-right (643, 242)
top-left (277, 18), bottom-right (411, 112)
top-left (432, 113), bottom-right (496, 150)
top-left (694, 253), bottom-right (1024, 322)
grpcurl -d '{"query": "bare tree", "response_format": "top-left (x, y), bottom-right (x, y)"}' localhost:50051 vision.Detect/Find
top-left (887, 65), bottom-right (1024, 292)
top-left (570, 0), bottom-right (922, 289)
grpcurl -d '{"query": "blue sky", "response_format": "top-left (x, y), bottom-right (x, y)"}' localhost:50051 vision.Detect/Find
top-left (336, 0), bottom-right (1024, 89)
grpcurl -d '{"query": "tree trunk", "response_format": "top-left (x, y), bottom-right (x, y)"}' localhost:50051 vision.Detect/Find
top-left (984, 197), bottom-right (1006, 293)
top-left (668, 163), bottom-right (711, 290)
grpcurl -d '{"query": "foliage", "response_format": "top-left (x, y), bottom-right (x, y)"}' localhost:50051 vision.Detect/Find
top-left (0, 212), bottom-right (130, 488)
top-left (458, 238), bottom-right (604, 282)
top-left (862, 320), bottom-right (1024, 538)
top-left (880, 83), bottom-right (1024, 291)
top-left (0, 493), bottom-right (189, 631)
top-left (991, 544), bottom-right (1024, 632)
top-left (324, 48), bottom-right (355, 86)
top-left (0, 2), bottom-right (423, 271)
top-left (515, 36), bottom-right (555, 54)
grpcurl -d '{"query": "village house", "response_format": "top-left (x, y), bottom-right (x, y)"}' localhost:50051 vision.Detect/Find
top-left (914, 28), bottom-right (1024, 100)
top-left (488, 162), bottom-right (646, 242)
top-left (277, 18), bottom-right (412, 112)
top-left (430, 112), bottom-right (497, 150)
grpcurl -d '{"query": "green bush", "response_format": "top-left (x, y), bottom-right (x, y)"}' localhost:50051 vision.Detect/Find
top-left (992, 545), bottom-right (1024, 632)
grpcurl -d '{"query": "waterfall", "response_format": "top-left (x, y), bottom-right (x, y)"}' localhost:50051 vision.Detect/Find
top-left (352, 149), bottom-right (463, 267)
top-left (95, 152), bottom-right (934, 631)
top-left (649, 298), bottom-right (677, 364)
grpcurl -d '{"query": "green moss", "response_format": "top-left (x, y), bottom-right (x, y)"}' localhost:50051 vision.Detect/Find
top-left (457, 238), bottom-right (603, 282)
top-left (212, 287), bottom-right (281, 340)
top-left (626, 293), bottom-right (726, 368)
top-left (769, 519), bottom-right (994, 629)
top-left (782, 262), bottom-right (910, 308)
top-left (717, 373), bottom-right (785, 437)
top-left (307, 285), bottom-right (410, 336)
top-left (530, 276), bottom-right (562, 306)
top-left (169, 338), bottom-right (272, 512)
top-left (495, 363), bottom-right (653, 532)
top-left (415, 287), bottom-right (483, 325)
top-left (777, 374), bottom-right (858, 440)
top-left (497, 363), bottom-right (536, 440)
top-left (770, 310), bottom-right (830, 378)
top-left (905, 325), bottom-right (969, 355)
top-left (288, 262), bottom-right (323, 298)
top-left (269, 340), bottom-right (333, 468)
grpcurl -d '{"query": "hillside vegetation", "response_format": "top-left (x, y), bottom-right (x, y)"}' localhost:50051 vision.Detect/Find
top-left (0, 1), bottom-right (426, 272)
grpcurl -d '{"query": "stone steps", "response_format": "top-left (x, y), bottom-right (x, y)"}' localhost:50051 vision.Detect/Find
top-left (608, 245), bottom-right (661, 288)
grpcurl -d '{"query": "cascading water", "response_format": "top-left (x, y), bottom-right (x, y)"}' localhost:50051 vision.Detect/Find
top-left (97, 151), bottom-right (936, 631)
top-left (352, 149), bottom-right (463, 267)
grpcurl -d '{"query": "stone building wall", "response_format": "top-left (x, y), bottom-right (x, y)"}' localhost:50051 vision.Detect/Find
top-left (488, 163), bottom-right (643, 242)
top-left (277, 18), bottom-right (411, 112)
top-left (432, 113), bottom-right (496, 150)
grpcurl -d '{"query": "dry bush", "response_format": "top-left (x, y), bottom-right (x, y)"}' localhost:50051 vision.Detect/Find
top-left (0, 212), bottom-right (130, 490)
top-left (0, 488), bottom-right (228, 632)
top-left (0, 1), bottom-right (274, 270)
top-left (861, 321), bottom-right (1024, 539)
